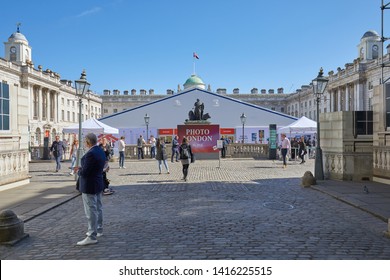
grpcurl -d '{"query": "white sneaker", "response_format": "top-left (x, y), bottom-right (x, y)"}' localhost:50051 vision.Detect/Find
top-left (86, 232), bottom-right (103, 237)
top-left (122, 166), bottom-right (126, 169)
top-left (77, 237), bottom-right (97, 246)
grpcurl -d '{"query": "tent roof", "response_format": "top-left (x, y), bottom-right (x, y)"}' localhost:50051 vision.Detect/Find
top-left (99, 88), bottom-right (297, 129)
top-left (63, 118), bottom-right (119, 135)
top-left (278, 116), bottom-right (317, 134)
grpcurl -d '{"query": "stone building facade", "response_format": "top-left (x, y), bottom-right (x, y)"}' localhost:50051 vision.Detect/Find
top-left (1, 25), bottom-right (390, 186)
top-left (0, 27), bottom-right (102, 187)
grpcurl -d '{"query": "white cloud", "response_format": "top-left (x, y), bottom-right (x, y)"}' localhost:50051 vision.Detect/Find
top-left (76, 7), bottom-right (102, 18)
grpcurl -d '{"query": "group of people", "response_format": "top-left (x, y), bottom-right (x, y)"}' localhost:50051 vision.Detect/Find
top-left (280, 133), bottom-right (308, 168)
top-left (62, 133), bottom-right (194, 246)
top-left (138, 134), bottom-right (195, 180)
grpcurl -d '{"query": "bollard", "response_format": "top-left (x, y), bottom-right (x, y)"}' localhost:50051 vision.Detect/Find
top-left (0, 209), bottom-right (29, 245)
top-left (301, 171), bottom-right (316, 187)
top-left (384, 218), bottom-right (390, 239)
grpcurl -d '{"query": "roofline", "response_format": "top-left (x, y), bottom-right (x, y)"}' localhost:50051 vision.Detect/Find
top-left (99, 88), bottom-right (297, 121)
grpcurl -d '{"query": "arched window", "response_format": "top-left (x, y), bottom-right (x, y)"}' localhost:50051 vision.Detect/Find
top-left (372, 45), bottom-right (379, 59)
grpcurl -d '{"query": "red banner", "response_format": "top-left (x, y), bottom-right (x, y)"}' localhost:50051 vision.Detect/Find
top-left (177, 124), bottom-right (220, 153)
top-left (158, 128), bottom-right (174, 135)
top-left (220, 128), bottom-right (235, 134)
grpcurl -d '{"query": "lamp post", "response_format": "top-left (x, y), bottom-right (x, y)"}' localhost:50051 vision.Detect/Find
top-left (144, 113), bottom-right (150, 141)
top-left (312, 68), bottom-right (329, 180)
top-left (74, 70), bottom-right (90, 177)
top-left (240, 113), bottom-right (246, 143)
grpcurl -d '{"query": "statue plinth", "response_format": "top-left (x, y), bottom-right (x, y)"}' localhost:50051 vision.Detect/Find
top-left (184, 120), bottom-right (211, 125)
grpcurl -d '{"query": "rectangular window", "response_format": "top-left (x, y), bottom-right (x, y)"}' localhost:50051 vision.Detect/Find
top-left (355, 111), bottom-right (373, 135)
top-left (0, 82), bottom-right (10, 130)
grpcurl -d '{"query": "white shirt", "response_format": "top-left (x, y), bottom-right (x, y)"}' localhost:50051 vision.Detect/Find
top-left (118, 139), bottom-right (126, 152)
top-left (281, 137), bottom-right (290, 149)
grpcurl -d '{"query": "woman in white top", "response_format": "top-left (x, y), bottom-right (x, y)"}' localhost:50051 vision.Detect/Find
top-left (69, 139), bottom-right (78, 175)
top-left (280, 133), bottom-right (291, 168)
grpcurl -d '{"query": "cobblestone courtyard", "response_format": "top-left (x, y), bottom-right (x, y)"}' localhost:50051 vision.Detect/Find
top-left (1, 159), bottom-right (390, 259)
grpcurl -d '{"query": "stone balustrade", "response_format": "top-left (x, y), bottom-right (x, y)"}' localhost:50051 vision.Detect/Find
top-left (0, 149), bottom-right (29, 186)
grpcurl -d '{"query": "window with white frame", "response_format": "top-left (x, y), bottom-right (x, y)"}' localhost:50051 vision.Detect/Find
top-left (0, 82), bottom-right (10, 130)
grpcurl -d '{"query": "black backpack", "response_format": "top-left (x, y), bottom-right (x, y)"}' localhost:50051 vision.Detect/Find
top-left (180, 145), bottom-right (190, 159)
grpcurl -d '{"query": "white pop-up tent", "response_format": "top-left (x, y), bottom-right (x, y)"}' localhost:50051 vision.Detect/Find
top-left (278, 116), bottom-right (317, 134)
top-left (63, 118), bottom-right (119, 135)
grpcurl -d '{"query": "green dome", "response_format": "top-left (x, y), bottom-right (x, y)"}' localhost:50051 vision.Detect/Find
top-left (183, 74), bottom-right (205, 89)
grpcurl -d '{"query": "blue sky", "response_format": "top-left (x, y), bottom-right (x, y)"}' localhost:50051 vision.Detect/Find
top-left (0, 0), bottom-right (381, 95)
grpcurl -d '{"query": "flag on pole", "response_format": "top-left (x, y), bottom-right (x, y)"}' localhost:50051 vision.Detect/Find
top-left (193, 52), bottom-right (199, 59)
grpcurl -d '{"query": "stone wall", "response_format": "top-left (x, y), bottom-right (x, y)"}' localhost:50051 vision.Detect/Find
top-left (321, 111), bottom-right (373, 181)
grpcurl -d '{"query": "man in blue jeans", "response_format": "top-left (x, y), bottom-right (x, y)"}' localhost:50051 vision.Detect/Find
top-left (50, 135), bottom-right (66, 172)
top-left (171, 135), bottom-right (180, 162)
top-left (137, 135), bottom-right (145, 159)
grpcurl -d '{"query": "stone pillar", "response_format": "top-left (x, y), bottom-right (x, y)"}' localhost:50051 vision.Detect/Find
top-left (0, 209), bottom-right (29, 245)
top-left (38, 87), bottom-right (42, 121)
top-left (47, 90), bottom-right (51, 122)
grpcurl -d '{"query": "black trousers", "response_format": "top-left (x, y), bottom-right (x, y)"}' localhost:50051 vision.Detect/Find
top-left (182, 163), bottom-right (189, 179)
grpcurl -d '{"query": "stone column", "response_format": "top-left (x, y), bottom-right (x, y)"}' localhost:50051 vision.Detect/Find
top-left (38, 87), bottom-right (42, 121)
top-left (47, 90), bottom-right (51, 122)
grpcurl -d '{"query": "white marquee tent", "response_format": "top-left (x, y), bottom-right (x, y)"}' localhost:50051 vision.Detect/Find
top-left (63, 117), bottom-right (119, 135)
top-left (277, 116), bottom-right (317, 135)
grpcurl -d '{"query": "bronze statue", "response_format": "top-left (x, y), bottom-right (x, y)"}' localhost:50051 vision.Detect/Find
top-left (188, 99), bottom-right (210, 121)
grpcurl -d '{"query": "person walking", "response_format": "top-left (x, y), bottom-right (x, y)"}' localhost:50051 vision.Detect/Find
top-left (118, 136), bottom-right (126, 168)
top-left (220, 136), bottom-right (228, 158)
top-left (280, 133), bottom-right (291, 168)
top-left (149, 135), bottom-right (156, 159)
top-left (137, 135), bottom-right (145, 159)
top-left (99, 138), bottom-right (113, 195)
top-left (50, 135), bottom-right (66, 172)
top-left (74, 133), bottom-right (106, 246)
top-left (171, 135), bottom-right (179, 162)
top-left (298, 136), bottom-right (307, 164)
top-left (69, 139), bottom-right (78, 175)
top-left (179, 137), bottom-right (193, 181)
top-left (155, 137), bottom-right (170, 174)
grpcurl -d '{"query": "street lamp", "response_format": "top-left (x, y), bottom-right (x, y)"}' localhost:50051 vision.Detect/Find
top-left (312, 67), bottom-right (329, 180)
top-left (240, 113), bottom-right (246, 143)
top-left (75, 70), bottom-right (90, 177)
top-left (144, 113), bottom-right (150, 141)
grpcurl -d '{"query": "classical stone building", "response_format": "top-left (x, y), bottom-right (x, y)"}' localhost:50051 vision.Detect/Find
top-left (1, 24), bottom-right (390, 186)
top-left (0, 26), bottom-right (102, 187)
